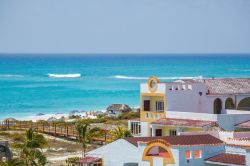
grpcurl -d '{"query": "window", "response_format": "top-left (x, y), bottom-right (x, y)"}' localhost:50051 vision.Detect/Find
top-left (94, 164), bottom-right (102, 166)
top-left (144, 100), bottom-right (150, 111)
top-left (185, 150), bottom-right (192, 159)
top-left (130, 122), bottom-right (141, 135)
top-left (169, 130), bottom-right (177, 136)
top-left (156, 101), bottom-right (164, 112)
top-left (194, 150), bottom-right (202, 158)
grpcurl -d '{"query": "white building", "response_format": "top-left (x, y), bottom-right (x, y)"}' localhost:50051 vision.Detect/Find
top-left (80, 134), bottom-right (249, 166)
top-left (129, 77), bottom-right (250, 137)
top-left (76, 77), bottom-right (250, 166)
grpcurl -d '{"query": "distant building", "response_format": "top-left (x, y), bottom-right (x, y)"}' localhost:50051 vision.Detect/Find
top-left (106, 104), bottom-right (132, 117)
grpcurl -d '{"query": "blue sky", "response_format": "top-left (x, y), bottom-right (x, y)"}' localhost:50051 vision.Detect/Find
top-left (0, 0), bottom-right (250, 54)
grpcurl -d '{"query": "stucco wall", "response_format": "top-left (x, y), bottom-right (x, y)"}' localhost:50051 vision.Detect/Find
top-left (88, 139), bottom-right (140, 166)
top-left (177, 145), bottom-right (225, 166)
top-left (225, 145), bottom-right (246, 155)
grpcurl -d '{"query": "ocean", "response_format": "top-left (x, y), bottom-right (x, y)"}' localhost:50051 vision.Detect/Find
top-left (0, 54), bottom-right (250, 120)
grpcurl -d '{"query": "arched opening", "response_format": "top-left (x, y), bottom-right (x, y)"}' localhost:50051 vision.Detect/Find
top-left (237, 97), bottom-right (250, 111)
top-left (146, 146), bottom-right (170, 158)
top-left (214, 98), bottom-right (222, 114)
top-left (142, 140), bottom-right (175, 166)
top-left (225, 98), bottom-right (234, 109)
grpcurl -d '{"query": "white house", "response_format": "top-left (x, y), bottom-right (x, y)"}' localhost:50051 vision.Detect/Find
top-left (76, 77), bottom-right (250, 166)
top-left (129, 77), bottom-right (250, 137)
top-left (80, 134), bottom-right (249, 166)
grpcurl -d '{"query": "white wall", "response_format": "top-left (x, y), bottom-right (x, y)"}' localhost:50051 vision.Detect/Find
top-left (141, 121), bottom-right (150, 137)
top-left (166, 83), bottom-right (212, 114)
top-left (141, 81), bottom-right (250, 115)
top-left (225, 145), bottom-right (246, 155)
top-left (88, 139), bottom-right (139, 166)
top-left (140, 83), bottom-right (166, 94)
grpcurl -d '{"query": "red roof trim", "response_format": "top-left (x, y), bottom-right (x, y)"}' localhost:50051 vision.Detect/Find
top-left (235, 120), bottom-right (250, 128)
top-left (76, 156), bottom-right (101, 164)
top-left (206, 153), bottom-right (245, 165)
top-left (124, 134), bottom-right (223, 147)
top-left (152, 118), bottom-right (217, 128)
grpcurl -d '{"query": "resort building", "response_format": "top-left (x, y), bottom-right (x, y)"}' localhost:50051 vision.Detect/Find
top-left (77, 77), bottom-right (250, 166)
top-left (129, 77), bottom-right (250, 137)
top-left (82, 134), bottom-right (250, 166)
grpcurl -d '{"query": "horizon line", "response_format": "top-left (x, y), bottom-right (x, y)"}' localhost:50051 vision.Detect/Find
top-left (1, 53), bottom-right (250, 57)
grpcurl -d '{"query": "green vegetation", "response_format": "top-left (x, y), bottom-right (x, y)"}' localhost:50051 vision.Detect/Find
top-left (75, 121), bottom-right (105, 157)
top-left (65, 157), bottom-right (80, 166)
top-left (117, 112), bottom-right (140, 120)
top-left (3, 128), bottom-right (48, 166)
top-left (111, 126), bottom-right (132, 140)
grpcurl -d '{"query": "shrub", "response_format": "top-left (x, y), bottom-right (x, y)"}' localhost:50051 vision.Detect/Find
top-left (65, 157), bottom-right (80, 166)
top-left (117, 112), bottom-right (139, 120)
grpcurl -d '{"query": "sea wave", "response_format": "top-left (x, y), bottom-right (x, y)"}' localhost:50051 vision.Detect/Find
top-left (230, 68), bottom-right (250, 72)
top-left (48, 73), bottom-right (81, 78)
top-left (0, 74), bottom-right (24, 78)
top-left (112, 75), bottom-right (203, 80)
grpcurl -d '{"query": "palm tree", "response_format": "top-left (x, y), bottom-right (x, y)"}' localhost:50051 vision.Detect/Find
top-left (111, 126), bottom-right (132, 140)
top-left (76, 122), bottom-right (89, 157)
top-left (75, 122), bottom-right (103, 157)
top-left (13, 128), bottom-right (47, 166)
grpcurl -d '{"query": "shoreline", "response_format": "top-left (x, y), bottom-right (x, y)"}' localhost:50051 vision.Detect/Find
top-left (0, 105), bottom-right (140, 122)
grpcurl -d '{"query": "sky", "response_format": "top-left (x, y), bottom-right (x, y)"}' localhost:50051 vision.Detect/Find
top-left (0, 0), bottom-right (250, 54)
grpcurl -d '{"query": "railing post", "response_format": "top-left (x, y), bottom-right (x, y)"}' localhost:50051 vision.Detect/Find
top-left (7, 120), bottom-right (9, 130)
top-left (54, 124), bottom-right (57, 135)
top-left (43, 122), bottom-right (45, 132)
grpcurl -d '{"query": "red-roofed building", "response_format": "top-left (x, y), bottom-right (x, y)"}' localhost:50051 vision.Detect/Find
top-left (129, 77), bottom-right (250, 138)
top-left (85, 134), bottom-right (248, 166)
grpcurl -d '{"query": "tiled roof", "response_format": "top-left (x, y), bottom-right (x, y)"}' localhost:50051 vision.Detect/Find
top-left (206, 153), bottom-right (245, 166)
top-left (235, 120), bottom-right (250, 128)
top-left (76, 156), bottom-right (101, 164)
top-left (124, 134), bottom-right (223, 147)
top-left (182, 78), bottom-right (250, 95)
top-left (152, 118), bottom-right (216, 128)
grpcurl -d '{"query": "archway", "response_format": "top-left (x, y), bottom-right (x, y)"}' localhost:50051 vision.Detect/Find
top-left (237, 97), bottom-right (250, 111)
top-left (214, 98), bottom-right (222, 114)
top-left (225, 98), bottom-right (234, 109)
top-left (142, 139), bottom-right (175, 166)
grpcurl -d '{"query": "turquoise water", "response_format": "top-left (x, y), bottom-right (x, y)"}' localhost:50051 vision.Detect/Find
top-left (1, 54), bottom-right (250, 119)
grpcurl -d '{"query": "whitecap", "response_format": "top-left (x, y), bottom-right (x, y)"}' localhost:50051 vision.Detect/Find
top-left (48, 73), bottom-right (81, 78)
top-left (112, 75), bottom-right (148, 80)
top-left (0, 74), bottom-right (24, 78)
top-left (112, 75), bottom-right (203, 80)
